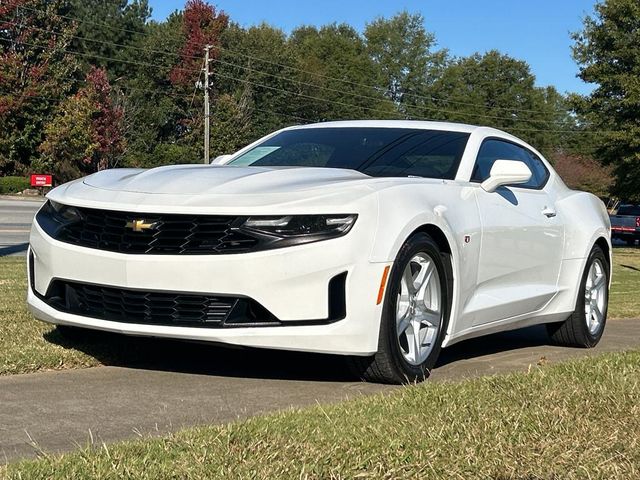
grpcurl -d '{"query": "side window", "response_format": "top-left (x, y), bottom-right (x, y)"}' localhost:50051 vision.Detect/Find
top-left (520, 150), bottom-right (549, 189)
top-left (471, 139), bottom-right (549, 189)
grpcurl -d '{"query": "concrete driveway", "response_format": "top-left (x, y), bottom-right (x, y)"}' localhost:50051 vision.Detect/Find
top-left (0, 197), bottom-right (43, 257)
top-left (1, 318), bottom-right (639, 463)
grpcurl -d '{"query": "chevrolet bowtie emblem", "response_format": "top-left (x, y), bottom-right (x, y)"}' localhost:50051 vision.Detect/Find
top-left (125, 219), bottom-right (157, 232)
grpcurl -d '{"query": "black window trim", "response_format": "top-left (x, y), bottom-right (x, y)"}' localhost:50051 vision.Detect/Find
top-left (470, 136), bottom-right (551, 191)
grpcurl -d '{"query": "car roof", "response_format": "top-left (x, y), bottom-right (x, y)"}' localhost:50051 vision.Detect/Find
top-left (285, 120), bottom-right (503, 136)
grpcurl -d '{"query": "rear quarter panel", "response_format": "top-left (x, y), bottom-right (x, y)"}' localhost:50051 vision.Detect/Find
top-left (541, 185), bottom-right (612, 317)
top-left (555, 188), bottom-right (611, 261)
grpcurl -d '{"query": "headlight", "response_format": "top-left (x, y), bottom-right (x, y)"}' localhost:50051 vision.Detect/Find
top-left (36, 200), bottom-right (83, 238)
top-left (241, 214), bottom-right (357, 248)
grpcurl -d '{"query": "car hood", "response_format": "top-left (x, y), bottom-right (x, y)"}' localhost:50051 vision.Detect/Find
top-left (49, 165), bottom-right (386, 214)
top-left (82, 165), bottom-right (371, 195)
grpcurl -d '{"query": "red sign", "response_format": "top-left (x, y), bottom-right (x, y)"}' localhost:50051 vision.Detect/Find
top-left (30, 174), bottom-right (52, 187)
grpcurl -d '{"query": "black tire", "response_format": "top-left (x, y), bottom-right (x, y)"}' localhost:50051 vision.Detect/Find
top-left (546, 245), bottom-right (609, 348)
top-left (348, 233), bottom-right (451, 384)
top-left (55, 324), bottom-right (101, 343)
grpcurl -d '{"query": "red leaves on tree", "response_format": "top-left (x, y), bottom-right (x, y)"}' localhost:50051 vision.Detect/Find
top-left (169, 0), bottom-right (228, 87)
top-left (553, 152), bottom-right (613, 198)
top-left (0, 0), bottom-right (77, 117)
top-left (80, 67), bottom-right (125, 170)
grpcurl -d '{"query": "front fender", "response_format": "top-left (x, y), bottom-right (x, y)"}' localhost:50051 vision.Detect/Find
top-left (368, 182), bottom-right (482, 341)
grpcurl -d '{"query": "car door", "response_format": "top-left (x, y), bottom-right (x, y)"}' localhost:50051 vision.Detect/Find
top-left (468, 139), bottom-right (564, 326)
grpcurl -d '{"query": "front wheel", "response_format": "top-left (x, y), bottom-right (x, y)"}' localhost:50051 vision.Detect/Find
top-left (348, 233), bottom-right (451, 384)
top-left (546, 245), bottom-right (609, 347)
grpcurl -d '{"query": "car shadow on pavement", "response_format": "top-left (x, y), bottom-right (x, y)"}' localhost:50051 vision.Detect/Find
top-left (435, 324), bottom-right (552, 368)
top-left (43, 324), bottom-right (555, 382)
top-left (0, 242), bottom-right (29, 256)
top-left (43, 328), bottom-right (355, 382)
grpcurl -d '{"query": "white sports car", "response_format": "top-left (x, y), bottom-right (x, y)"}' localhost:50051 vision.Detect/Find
top-left (27, 121), bottom-right (611, 383)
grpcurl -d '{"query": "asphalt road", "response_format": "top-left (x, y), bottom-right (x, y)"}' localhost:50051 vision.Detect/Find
top-left (1, 318), bottom-right (639, 463)
top-left (0, 197), bottom-right (43, 257)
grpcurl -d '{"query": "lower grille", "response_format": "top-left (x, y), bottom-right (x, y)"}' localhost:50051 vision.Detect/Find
top-left (43, 281), bottom-right (279, 328)
top-left (35, 273), bottom-right (347, 328)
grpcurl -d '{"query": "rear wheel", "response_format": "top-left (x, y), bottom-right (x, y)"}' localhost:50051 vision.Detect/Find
top-left (348, 233), bottom-right (450, 384)
top-left (546, 245), bottom-right (609, 347)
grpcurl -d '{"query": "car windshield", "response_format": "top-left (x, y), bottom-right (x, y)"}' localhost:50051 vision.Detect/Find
top-left (617, 205), bottom-right (640, 216)
top-left (228, 127), bottom-right (470, 179)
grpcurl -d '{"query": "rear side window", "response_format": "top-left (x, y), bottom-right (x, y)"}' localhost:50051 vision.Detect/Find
top-left (471, 139), bottom-right (549, 189)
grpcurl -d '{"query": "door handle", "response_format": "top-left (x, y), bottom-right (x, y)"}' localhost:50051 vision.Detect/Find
top-left (542, 206), bottom-right (556, 218)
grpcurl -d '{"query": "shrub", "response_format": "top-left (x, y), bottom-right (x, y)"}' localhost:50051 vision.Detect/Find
top-left (0, 176), bottom-right (30, 194)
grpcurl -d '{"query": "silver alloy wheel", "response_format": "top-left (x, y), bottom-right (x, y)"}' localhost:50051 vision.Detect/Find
top-left (396, 252), bottom-right (442, 365)
top-left (584, 258), bottom-right (607, 335)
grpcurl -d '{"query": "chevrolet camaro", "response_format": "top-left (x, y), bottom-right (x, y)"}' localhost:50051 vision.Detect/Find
top-left (27, 121), bottom-right (611, 383)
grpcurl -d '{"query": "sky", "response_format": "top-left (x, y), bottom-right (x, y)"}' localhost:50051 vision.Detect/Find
top-left (148, 0), bottom-right (598, 95)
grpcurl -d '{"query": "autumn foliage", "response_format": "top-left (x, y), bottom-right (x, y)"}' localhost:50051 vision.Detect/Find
top-left (39, 67), bottom-right (124, 181)
top-left (83, 68), bottom-right (125, 171)
top-left (169, 0), bottom-right (228, 87)
top-left (552, 152), bottom-right (613, 198)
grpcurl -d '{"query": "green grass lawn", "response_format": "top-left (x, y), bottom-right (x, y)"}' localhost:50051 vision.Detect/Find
top-left (609, 247), bottom-right (640, 318)
top-left (2, 350), bottom-right (639, 479)
top-left (0, 257), bottom-right (99, 375)
top-left (1, 248), bottom-right (639, 376)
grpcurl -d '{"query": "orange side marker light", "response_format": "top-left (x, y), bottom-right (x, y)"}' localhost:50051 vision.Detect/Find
top-left (376, 265), bottom-right (391, 305)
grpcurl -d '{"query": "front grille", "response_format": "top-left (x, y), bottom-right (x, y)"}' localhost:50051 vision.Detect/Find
top-left (43, 280), bottom-right (280, 328)
top-left (52, 207), bottom-right (258, 254)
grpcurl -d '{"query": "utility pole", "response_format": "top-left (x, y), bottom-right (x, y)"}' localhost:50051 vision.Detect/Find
top-left (203, 45), bottom-right (211, 164)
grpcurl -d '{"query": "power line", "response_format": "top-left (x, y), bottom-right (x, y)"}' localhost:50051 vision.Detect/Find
top-left (0, 38), bottom-right (610, 135)
top-left (2, 18), bottom-right (403, 117)
top-left (0, 80), bottom-right (608, 136)
top-left (1, 17), bottom-right (201, 63)
top-left (2, 34), bottom-right (575, 130)
top-left (1, 36), bottom-right (402, 121)
top-left (208, 55), bottom-right (570, 126)
top-left (210, 43), bottom-right (567, 117)
top-left (0, 67), bottom-right (196, 102)
top-left (0, 36), bottom-right (201, 74)
top-left (6, 3), bottom-right (572, 118)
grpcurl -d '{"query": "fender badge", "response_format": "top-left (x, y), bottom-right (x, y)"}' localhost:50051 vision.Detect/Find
top-left (464, 235), bottom-right (471, 244)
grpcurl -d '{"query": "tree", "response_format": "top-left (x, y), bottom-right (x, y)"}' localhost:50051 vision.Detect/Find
top-left (39, 67), bottom-right (124, 181)
top-left (218, 22), bottom-right (295, 140)
top-left (290, 23), bottom-right (395, 122)
top-left (166, 0), bottom-right (229, 163)
top-left (37, 93), bottom-right (95, 181)
top-left (169, 0), bottom-right (228, 87)
top-left (364, 12), bottom-right (446, 110)
top-left (0, 0), bottom-right (80, 175)
top-left (428, 51), bottom-right (575, 156)
top-left (552, 152), bottom-right (613, 198)
top-left (116, 12), bottom-right (190, 167)
top-left (572, 0), bottom-right (640, 201)
top-left (68, 0), bottom-right (151, 78)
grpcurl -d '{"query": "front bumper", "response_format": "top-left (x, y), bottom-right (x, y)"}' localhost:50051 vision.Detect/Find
top-left (27, 220), bottom-right (389, 355)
